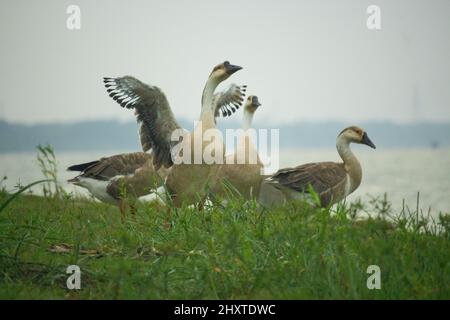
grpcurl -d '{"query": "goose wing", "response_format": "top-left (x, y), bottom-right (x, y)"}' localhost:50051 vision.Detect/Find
top-left (106, 159), bottom-right (168, 199)
top-left (267, 162), bottom-right (347, 206)
top-left (213, 84), bottom-right (246, 118)
top-left (104, 76), bottom-right (181, 169)
top-left (72, 152), bottom-right (153, 181)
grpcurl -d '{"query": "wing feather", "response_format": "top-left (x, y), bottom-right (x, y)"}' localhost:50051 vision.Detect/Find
top-left (103, 76), bottom-right (181, 169)
top-left (213, 84), bottom-right (246, 118)
top-left (267, 162), bottom-right (348, 206)
top-left (72, 152), bottom-right (154, 181)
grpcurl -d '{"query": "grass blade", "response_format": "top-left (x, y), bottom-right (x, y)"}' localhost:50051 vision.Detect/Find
top-left (0, 179), bottom-right (51, 213)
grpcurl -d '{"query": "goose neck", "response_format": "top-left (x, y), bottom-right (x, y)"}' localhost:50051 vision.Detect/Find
top-left (336, 136), bottom-right (362, 191)
top-left (200, 77), bottom-right (220, 124)
top-left (243, 109), bottom-right (255, 131)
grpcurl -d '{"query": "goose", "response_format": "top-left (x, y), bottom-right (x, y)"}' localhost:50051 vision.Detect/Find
top-left (259, 126), bottom-right (376, 207)
top-left (67, 152), bottom-right (168, 220)
top-left (67, 79), bottom-right (246, 219)
top-left (103, 61), bottom-right (243, 208)
top-left (213, 95), bottom-right (264, 200)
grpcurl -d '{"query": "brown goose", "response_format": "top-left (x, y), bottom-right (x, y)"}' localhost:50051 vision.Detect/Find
top-left (67, 152), bottom-right (169, 220)
top-left (103, 61), bottom-right (243, 208)
top-left (259, 126), bottom-right (376, 207)
top-left (213, 95), bottom-right (264, 200)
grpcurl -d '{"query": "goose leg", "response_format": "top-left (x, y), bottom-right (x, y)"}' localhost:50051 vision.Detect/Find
top-left (164, 206), bottom-right (172, 230)
top-left (119, 199), bottom-right (127, 222)
top-left (196, 194), bottom-right (209, 211)
top-left (208, 193), bottom-right (226, 210)
top-left (130, 200), bottom-right (137, 221)
top-left (163, 193), bottom-right (180, 229)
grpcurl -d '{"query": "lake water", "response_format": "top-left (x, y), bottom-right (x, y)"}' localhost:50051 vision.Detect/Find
top-left (1, 148), bottom-right (449, 218)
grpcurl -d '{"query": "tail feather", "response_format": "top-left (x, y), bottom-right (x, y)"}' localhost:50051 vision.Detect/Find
top-left (67, 160), bottom-right (99, 172)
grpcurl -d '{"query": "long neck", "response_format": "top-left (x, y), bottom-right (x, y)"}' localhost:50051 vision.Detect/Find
top-left (200, 76), bottom-right (220, 128)
top-left (242, 107), bottom-right (255, 131)
top-left (238, 106), bottom-right (259, 165)
top-left (336, 136), bottom-right (362, 192)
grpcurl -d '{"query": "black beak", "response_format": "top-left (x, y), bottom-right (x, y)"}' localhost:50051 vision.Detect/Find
top-left (252, 96), bottom-right (261, 107)
top-left (224, 61), bottom-right (242, 75)
top-left (361, 132), bottom-right (376, 149)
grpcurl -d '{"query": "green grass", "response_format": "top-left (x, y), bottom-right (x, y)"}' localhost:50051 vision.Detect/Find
top-left (0, 190), bottom-right (449, 299)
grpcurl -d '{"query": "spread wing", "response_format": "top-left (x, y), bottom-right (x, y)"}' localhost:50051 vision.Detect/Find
top-left (213, 84), bottom-right (246, 118)
top-left (104, 76), bottom-right (182, 170)
top-left (72, 152), bottom-right (154, 181)
top-left (266, 162), bottom-right (348, 206)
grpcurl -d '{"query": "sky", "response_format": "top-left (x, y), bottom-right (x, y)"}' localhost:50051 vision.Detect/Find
top-left (0, 0), bottom-right (449, 125)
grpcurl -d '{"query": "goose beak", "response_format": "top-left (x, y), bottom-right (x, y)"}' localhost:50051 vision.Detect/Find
top-left (224, 62), bottom-right (242, 75)
top-left (361, 132), bottom-right (376, 149)
top-left (252, 96), bottom-right (261, 107)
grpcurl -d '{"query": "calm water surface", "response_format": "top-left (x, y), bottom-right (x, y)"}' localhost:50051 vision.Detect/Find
top-left (1, 148), bottom-right (449, 218)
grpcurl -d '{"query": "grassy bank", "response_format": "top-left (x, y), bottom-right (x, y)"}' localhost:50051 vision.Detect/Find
top-left (0, 189), bottom-right (449, 300)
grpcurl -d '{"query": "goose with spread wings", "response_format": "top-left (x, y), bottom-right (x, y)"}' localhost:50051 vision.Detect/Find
top-left (103, 61), bottom-right (243, 210)
top-left (67, 69), bottom-right (244, 220)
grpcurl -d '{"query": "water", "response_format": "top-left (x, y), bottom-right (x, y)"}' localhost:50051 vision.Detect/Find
top-left (278, 147), bottom-right (450, 217)
top-left (1, 148), bottom-right (449, 217)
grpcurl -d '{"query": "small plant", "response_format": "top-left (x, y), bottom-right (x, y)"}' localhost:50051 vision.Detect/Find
top-left (368, 193), bottom-right (392, 218)
top-left (0, 179), bottom-right (50, 213)
top-left (0, 176), bottom-right (7, 194)
top-left (36, 144), bottom-right (65, 198)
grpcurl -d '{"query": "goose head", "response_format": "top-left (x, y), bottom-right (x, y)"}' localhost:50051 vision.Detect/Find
top-left (210, 61), bottom-right (242, 82)
top-left (338, 126), bottom-right (376, 149)
top-left (245, 95), bottom-right (262, 113)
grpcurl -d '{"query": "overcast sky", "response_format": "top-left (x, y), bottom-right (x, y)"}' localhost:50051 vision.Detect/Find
top-left (1, 0), bottom-right (449, 125)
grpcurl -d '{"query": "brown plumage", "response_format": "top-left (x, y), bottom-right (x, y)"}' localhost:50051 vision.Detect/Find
top-left (68, 152), bottom-right (169, 220)
top-left (267, 162), bottom-right (348, 207)
top-left (103, 77), bottom-right (181, 170)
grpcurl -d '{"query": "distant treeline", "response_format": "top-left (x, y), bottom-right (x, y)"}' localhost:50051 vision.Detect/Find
top-left (1, 119), bottom-right (449, 153)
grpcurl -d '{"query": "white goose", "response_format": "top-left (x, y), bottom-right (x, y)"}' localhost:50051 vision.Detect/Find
top-left (103, 61), bottom-right (243, 208)
top-left (213, 95), bottom-right (264, 200)
top-left (259, 126), bottom-right (376, 207)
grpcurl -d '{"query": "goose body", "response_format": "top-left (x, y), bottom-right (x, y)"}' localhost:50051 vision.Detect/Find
top-left (260, 126), bottom-right (376, 207)
top-left (103, 61), bottom-right (243, 207)
top-left (214, 95), bottom-right (264, 200)
top-left (67, 152), bottom-right (169, 217)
